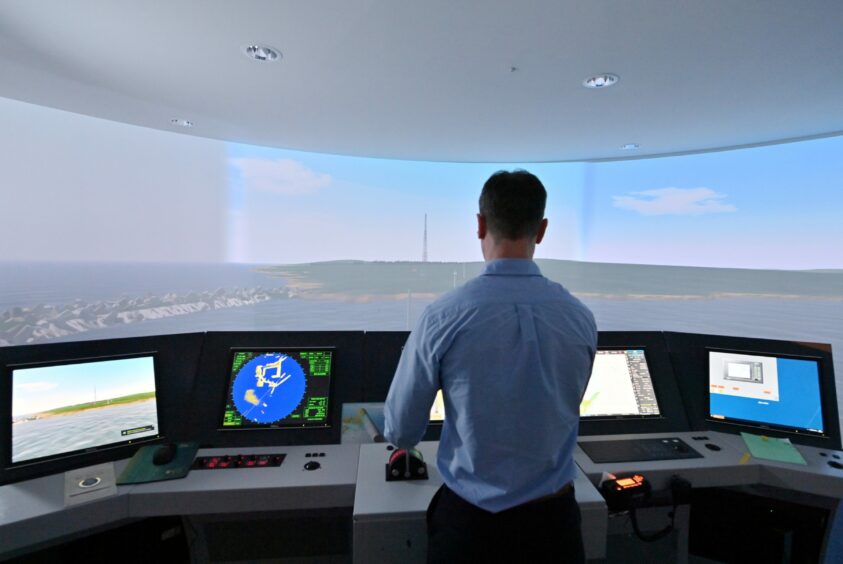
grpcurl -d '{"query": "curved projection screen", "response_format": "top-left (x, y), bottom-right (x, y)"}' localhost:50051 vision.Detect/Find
top-left (1, 96), bottom-right (841, 421)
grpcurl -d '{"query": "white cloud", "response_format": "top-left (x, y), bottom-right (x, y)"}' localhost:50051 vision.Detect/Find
top-left (230, 158), bottom-right (332, 195)
top-left (613, 187), bottom-right (737, 216)
top-left (15, 381), bottom-right (58, 392)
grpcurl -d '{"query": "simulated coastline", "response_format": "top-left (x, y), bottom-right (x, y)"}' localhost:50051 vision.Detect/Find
top-left (1, 285), bottom-right (294, 346)
top-left (257, 260), bottom-right (843, 302)
top-left (12, 392), bottom-right (156, 424)
top-left (1, 260), bottom-right (841, 347)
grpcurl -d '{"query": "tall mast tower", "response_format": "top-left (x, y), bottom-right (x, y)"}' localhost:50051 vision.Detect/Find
top-left (422, 213), bottom-right (428, 262)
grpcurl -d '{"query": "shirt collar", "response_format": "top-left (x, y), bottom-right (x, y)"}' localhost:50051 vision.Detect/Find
top-left (481, 258), bottom-right (542, 277)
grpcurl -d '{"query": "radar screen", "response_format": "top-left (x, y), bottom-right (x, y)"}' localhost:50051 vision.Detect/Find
top-left (221, 349), bottom-right (333, 429)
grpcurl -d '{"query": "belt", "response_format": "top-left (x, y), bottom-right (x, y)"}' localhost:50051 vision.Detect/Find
top-left (526, 481), bottom-right (574, 505)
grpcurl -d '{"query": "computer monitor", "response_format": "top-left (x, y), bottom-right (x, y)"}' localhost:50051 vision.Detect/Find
top-left (708, 350), bottom-right (825, 436)
top-left (428, 349), bottom-right (662, 421)
top-left (10, 353), bottom-right (160, 466)
top-left (221, 348), bottom-right (333, 429)
top-left (429, 390), bottom-right (445, 422)
top-left (580, 349), bottom-right (661, 418)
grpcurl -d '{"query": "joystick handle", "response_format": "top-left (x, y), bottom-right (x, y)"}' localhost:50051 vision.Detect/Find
top-left (386, 447), bottom-right (428, 481)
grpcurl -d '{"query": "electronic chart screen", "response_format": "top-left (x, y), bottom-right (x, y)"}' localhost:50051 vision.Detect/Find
top-left (579, 349), bottom-right (661, 418)
top-left (10, 354), bottom-right (160, 465)
top-left (221, 349), bottom-right (333, 429)
top-left (709, 350), bottom-right (824, 435)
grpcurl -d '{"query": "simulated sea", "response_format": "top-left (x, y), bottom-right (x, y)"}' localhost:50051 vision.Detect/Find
top-left (12, 399), bottom-right (158, 463)
top-left (1, 261), bottom-right (840, 437)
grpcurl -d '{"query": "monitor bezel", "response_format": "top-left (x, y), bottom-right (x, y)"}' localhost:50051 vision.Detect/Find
top-left (218, 346), bottom-right (336, 432)
top-left (580, 331), bottom-right (690, 436)
top-left (579, 346), bottom-right (665, 421)
top-left (705, 346), bottom-right (829, 439)
top-left (190, 331), bottom-right (362, 448)
top-left (3, 351), bottom-right (163, 469)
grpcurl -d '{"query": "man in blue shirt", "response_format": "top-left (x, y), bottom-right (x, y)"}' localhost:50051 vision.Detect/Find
top-left (384, 170), bottom-right (597, 563)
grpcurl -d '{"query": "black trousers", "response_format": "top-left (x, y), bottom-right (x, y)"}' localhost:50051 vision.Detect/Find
top-left (426, 484), bottom-right (585, 564)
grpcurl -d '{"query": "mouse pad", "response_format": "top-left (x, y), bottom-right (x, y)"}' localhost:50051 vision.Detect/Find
top-left (117, 442), bottom-right (199, 485)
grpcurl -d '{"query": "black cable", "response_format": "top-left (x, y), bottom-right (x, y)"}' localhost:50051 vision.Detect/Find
top-left (629, 501), bottom-right (676, 542)
top-left (628, 474), bottom-right (691, 543)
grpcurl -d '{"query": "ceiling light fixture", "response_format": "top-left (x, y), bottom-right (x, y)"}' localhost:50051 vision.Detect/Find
top-left (583, 73), bottom-right (619, 89)
top-left (243, 44), bottom-right (281, 62)
top-left (170, 118), bottom-right (194, 128)
top-left (620, 143), bottom-right (640, 150)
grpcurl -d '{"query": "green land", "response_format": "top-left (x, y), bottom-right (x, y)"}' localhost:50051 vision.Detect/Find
top-left (258, 259), bottom-right (843, 300)
top-left (44, 391), bottom-right (156, 416)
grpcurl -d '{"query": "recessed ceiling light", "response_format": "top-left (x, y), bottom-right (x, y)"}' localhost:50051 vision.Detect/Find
top-left (243, 44), bottom-right (281, 62)
top-left (583, 73), bottom-right (619, 89)
top-left (170, 118), bottom-right (193, 128)
top-left (620, 143), bottom-right (640, 150)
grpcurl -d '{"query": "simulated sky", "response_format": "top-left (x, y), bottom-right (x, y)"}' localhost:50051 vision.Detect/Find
top-left (1, 95), bottom-right (841, 269)
top-left (12, 356), bottom-right (156, 416)
top-left (226, 136), bottom-right (843, 269)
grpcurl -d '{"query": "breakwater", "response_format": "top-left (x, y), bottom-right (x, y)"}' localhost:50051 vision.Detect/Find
top-left (0, 286), bottom-right (293, 346)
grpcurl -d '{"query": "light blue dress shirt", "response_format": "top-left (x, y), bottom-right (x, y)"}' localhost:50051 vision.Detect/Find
top-left (384, 259), bottom-right (597, 513)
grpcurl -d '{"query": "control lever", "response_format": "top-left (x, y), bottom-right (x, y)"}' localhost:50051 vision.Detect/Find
top-left (385, 447), bottom-right (428, 481)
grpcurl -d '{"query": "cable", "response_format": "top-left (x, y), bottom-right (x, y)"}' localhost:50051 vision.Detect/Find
top-left (628, 474), bottom-right (692, 543)
top-left (629, 502), bottom-right (676, 542)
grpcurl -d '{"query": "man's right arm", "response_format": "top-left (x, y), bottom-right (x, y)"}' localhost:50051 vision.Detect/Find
top-left (383, 311), bottom-right (441, 449)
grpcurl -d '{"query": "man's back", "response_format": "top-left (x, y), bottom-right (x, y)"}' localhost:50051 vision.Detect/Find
top-left (385, 258), bottom-right (596, 512)
top-left (384, 169), bottom-right (596, 562)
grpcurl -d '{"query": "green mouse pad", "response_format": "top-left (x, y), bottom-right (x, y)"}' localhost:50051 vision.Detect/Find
top-left (117, 442), bottom-right (199, 485)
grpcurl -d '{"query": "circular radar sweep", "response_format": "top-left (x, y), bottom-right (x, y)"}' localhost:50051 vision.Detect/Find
top-left (232, 353), bottom-right (306, 424)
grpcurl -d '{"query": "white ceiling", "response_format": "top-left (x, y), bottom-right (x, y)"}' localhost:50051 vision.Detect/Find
top-left (1, 0), bottom-right (842, 162)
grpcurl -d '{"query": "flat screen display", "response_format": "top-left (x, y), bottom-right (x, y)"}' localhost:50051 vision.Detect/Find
top-left (429, 389), bottom-right (445, 422)
top-left (11, 354), bottom-right (160, 465)
top-left (709, 350), bottom-right (824, 435)
top-left (580, 349), bottom-right (661, 418)
top-left (221, 349), bottom-right (333, 429)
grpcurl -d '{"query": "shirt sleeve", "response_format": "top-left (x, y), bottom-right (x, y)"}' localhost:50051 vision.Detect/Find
top-left (582, 313), bottom-right (599, 397)
top-left (383, 309), bottom-right (441, 449)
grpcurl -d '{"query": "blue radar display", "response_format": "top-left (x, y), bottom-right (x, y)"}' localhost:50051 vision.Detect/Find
top-left (233, 354), bottom-right (306, 424)
top-left (222, 349), bottom-right (333, 429)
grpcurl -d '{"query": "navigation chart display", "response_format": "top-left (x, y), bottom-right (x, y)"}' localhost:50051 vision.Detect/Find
top-left (709, 350), bottom-right (824, 435)
top-left (580, 349), bottom-right (661, 418)
top-left (221, 349), bottom-right (333, 429)
top-left (11, 354), bottom-right (160, 465)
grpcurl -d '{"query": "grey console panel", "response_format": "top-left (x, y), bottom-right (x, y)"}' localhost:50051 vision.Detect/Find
top-left (576, 431), bottom-right (843, 497)
top-left (576, 432), bottom-right (761, 490)
top-left (353, 441), bottom-right (608, 563)
top-left (3, 433), bottom-right (842, 561)
top-left (128, 444), bottom-right (360, 517)
top-left (0, 461), bottom-right (133, 558)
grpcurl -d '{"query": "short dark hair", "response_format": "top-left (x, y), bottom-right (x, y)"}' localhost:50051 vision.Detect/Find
top-left (479, 170), bottom-right (547, 240)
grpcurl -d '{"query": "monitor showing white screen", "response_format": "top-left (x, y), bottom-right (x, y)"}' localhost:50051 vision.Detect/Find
top-left (579, 349), bottom-right (661, 418)
top-left (709, 350), bottom-right (824, 435)
top-left (11, 355), bottom-right (160, 465)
